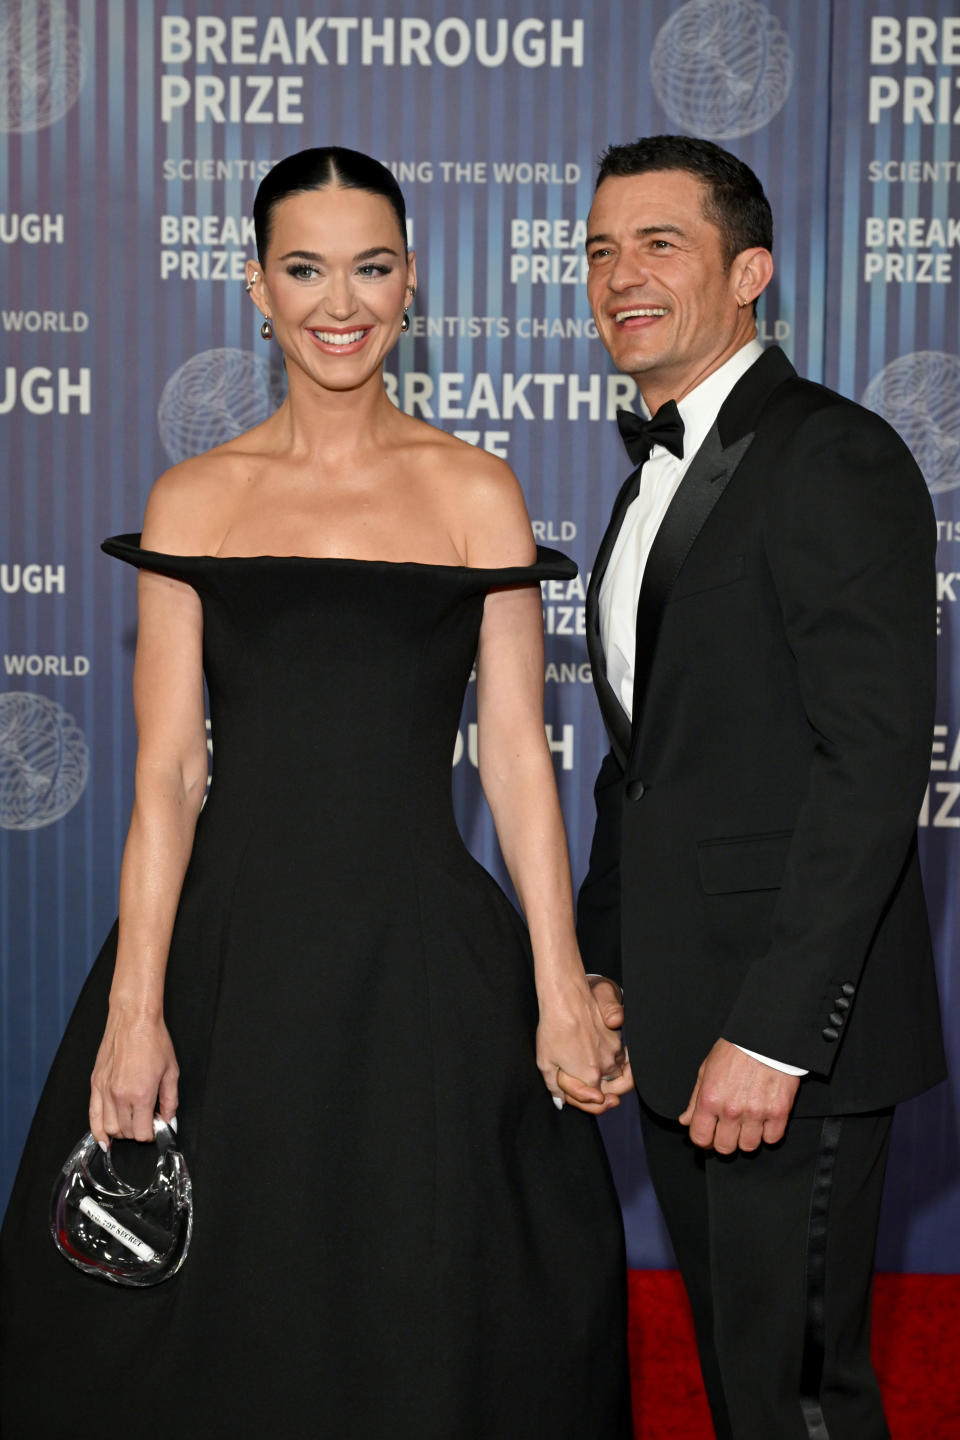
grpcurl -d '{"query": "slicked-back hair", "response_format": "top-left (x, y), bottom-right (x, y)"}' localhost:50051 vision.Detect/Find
top-left (253, 146), bottom-right (408, 263)
top-left (595, 135), bottom-right (773, 268)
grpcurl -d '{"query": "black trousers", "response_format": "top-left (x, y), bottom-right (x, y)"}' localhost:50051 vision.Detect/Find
top-left (639, 1099), bottom-right (894, 1440)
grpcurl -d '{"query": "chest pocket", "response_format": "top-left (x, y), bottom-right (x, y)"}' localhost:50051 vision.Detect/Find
top-left (670, 553), bottom-right (745, 603)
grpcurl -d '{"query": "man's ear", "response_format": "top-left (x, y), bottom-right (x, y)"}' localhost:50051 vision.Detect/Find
top-left (733, 247), bottom-right (774, 308)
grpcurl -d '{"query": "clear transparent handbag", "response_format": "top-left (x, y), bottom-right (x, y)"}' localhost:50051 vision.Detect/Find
top-left (49, 1116), bottom-right (192, 1286)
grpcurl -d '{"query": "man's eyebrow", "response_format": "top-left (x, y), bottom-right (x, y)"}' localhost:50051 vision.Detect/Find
top-left (636, 224), bottom-right (687, 239)
top-left (276, 246), bottom-right (401, 262)
top-left (584, 223), bottom-right (688, 251)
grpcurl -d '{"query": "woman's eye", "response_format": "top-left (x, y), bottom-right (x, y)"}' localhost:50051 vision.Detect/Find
top-left (287, 263), bottom-right (319, 280)
top-left (357, 263), bottom-right (391, 277)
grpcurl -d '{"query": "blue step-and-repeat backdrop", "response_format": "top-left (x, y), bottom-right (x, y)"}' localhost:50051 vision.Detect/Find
top-left (2, 0), bottom-right (958, 1271)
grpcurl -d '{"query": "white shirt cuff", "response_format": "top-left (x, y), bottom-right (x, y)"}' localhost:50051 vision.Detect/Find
top-left (732, 1044), bottom-right (808, 1077)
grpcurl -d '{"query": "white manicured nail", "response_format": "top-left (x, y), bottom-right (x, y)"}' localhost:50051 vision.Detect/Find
top-left (553, 1096), bottom-right (565, 1110)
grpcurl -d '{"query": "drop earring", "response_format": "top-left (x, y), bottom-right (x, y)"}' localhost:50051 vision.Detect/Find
top-left (400, 284), bottom-right (416, 333)
top-left (260, 317), bottom-right (273, 340)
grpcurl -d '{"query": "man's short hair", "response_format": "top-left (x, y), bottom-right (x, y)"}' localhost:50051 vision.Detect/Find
top-left (596, 135), bottom-right (773, 269)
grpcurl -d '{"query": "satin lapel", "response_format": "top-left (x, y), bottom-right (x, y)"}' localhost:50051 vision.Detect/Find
top-left (586, 463), bottom-right (644, 765)
top-left (627, 425), bottom-right (755, 767)
top-left (590, 348), bottom-right (796, 768)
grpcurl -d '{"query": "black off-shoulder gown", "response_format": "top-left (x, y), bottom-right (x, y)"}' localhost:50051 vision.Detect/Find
top-left (0, 537), bottom-right (633, 1439)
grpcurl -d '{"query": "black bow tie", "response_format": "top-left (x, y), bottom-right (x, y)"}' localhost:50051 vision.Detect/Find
top-left (616, 400), bottom-right (685, 466)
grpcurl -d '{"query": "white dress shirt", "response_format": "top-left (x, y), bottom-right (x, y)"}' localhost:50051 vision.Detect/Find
top-left (599, 339), bottom-right (764, 718)
top-left (598, 338), bottom-right (806, 1079)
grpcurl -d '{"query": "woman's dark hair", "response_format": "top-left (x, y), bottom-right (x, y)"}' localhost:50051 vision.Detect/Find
top-left (596, 135), bottom-right (772, 268)
top-left (253, 147), bottom-right (408, 263)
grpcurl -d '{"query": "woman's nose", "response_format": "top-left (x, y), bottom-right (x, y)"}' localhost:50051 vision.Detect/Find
top-left (325, 270), bottom-right (358, 320)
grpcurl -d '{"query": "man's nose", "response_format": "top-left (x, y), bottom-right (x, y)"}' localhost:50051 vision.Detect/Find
top-left (608, 253), bottom-right (648, 292)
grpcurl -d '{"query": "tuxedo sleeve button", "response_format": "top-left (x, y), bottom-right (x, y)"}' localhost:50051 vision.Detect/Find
top-left (829, 1011), bottom-right (845, 1027)
top-left (841, 983), bottom-right (856, 996)
top-left (822, 1025), bottom-right (840, 1042)
top-left (626, 779), bottom-right (646, 801)
top-left (835, 996), bottom-right (851, 1011)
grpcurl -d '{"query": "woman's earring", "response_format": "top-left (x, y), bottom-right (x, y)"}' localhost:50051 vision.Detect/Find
top-left (244, 273), bottom-right (258, 293)
top-left (400, 285), bottom-right (416, 333)
top-left (260, 317), bottom-right (273, 340)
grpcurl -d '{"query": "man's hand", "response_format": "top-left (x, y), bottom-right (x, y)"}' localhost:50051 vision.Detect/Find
top-left (556, 976), bottom-right (634, 1114)
top-left (679, 1038), bottom-right (800, 1153)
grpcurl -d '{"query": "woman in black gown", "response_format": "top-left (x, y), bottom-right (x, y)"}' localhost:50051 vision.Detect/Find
top-left (0, 148), bottom-right (634, 1438)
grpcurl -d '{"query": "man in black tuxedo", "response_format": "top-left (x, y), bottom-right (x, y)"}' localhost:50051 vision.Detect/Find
top-left (570, 136), bottom-right (945, 1438)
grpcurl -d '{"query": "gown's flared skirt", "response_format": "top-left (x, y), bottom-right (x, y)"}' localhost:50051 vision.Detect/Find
top-left (0, 540), bottom-right (633, 1438)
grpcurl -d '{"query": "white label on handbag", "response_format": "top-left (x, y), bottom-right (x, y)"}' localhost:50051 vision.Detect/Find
top-left (78, 1197), bottom-right (158, 1262)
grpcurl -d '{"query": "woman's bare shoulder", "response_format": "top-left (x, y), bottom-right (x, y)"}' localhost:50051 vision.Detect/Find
top-left (140, 439), bottom-right (265, 554)
top-left (410, 426), bottom-right (536, 567)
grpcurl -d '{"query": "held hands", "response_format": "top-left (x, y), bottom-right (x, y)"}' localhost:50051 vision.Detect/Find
top-left (89, 1005), bottom-right (179, 1147)
top-left (679, 1038), bottom-right (800, 1153)
top-left (540, 976), bottom-right (634, 1115)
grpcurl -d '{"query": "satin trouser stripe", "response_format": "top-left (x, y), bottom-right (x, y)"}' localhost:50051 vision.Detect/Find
top-left (800, 1115), bottom-right (844, 1439)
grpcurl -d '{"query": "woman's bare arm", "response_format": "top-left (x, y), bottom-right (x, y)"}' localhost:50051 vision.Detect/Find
top-left (89, 476), bottom-right (210, 1145)
top-left (465, 459), bottom-right (632, 1111)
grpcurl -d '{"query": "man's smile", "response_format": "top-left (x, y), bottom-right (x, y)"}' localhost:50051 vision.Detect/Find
top-left (612, 307), bottom-right (669, 324)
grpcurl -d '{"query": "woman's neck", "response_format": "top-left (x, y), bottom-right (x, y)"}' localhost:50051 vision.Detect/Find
top-left (268, 363), bottom-right (403, 464)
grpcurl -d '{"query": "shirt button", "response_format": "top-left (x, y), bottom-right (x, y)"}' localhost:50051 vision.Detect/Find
top-left (626, 779), bottom-right (646, 801)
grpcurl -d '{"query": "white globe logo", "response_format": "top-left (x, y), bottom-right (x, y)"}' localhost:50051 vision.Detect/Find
top-left (0, 0), bottom-right (86, 134)
top-left (862, 352), bottom-right (960, 496)
top-left (0, 692), bottom-right (89, 830)
top-left (650, 0), bottom-right (793, 140)
top-left (157, 348), bottom-right (287, 464)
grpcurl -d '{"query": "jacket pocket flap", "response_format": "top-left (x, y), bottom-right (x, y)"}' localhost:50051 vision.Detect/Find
top-left (670, 553), bottom-right (745, 602)
top-left (696, 830), bottom-right (793, 895)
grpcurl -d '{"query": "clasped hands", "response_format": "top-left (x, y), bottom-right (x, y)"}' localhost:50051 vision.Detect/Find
top-left (539, 976), bottom-right (635, 1115)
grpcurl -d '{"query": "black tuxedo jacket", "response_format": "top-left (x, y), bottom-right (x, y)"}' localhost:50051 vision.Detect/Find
top-left (577, 347), bottom-right (946, 1119)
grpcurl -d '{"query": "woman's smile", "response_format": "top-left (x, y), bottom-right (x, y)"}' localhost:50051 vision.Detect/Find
top-left (306, 324), bottom-right (373, 355)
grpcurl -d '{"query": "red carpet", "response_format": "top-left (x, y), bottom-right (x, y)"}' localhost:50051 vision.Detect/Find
top-left (628, 1270), bottom-right (960, 1438)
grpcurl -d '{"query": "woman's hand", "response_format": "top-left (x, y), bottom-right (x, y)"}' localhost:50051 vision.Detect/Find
top-left (89, 1006), bottom-right (179, 1146)
top-left (536, 976), bottom-right (633, 1115)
